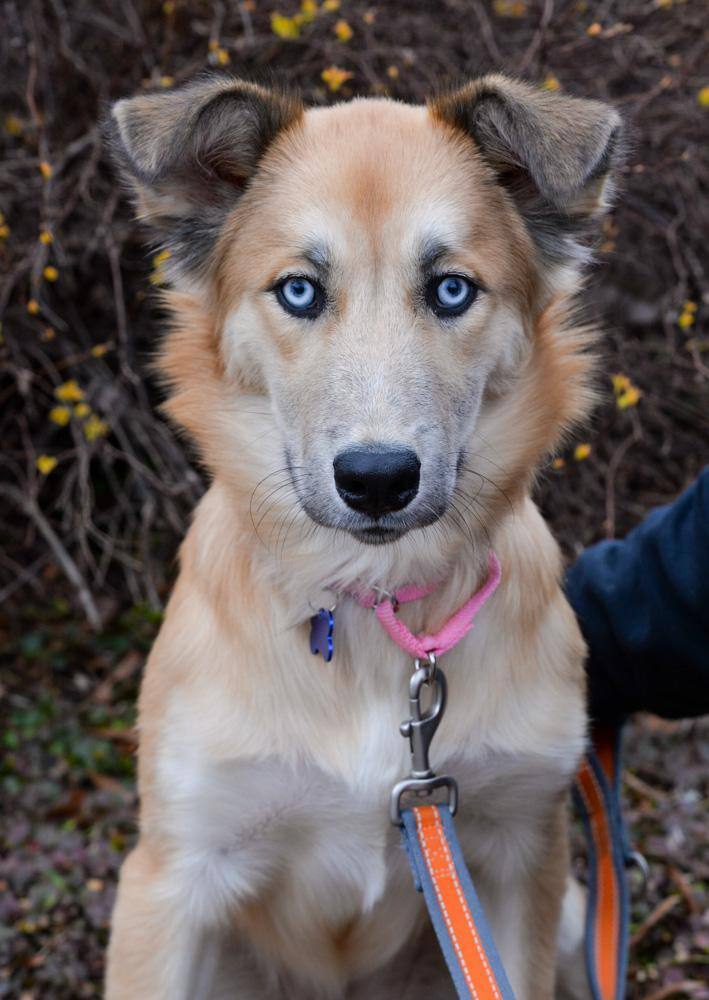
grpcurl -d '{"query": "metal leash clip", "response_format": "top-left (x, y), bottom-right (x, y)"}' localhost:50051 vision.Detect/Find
top-left (390, 653), bottom-right (459, 825)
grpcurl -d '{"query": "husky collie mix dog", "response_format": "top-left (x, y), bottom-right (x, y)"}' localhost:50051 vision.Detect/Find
top-left (106, 74), bottom-right (621, 999)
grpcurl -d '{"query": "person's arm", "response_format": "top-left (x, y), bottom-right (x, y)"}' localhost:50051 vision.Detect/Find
top-left (565, 467), bottom-right (709, 725)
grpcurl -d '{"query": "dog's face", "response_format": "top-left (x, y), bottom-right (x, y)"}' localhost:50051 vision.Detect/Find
top-left (111, 77), bottom-right (619, 550)
top-left (217, 101), bottom-right (538, 544)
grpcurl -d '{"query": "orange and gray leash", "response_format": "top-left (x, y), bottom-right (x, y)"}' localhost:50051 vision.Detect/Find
top-left (391, 655), bottom-right (515, 1000)
top-left (392, 656), bottom-right (640, 1000)
top-left (574, 725), bottom-right (648, 1000)
top-left (310, 551), bottom-right (642, 999)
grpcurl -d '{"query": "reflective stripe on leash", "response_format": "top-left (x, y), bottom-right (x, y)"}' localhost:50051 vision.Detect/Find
top-left (400, 803), bottom-right (515, 1000)
top-left (573, 726), bottom-right (636, 1000)
top-left (396, 721), bottom-right (635, 1000)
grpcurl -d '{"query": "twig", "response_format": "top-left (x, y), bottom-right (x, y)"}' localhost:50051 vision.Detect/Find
top-left (624, 770), bottom-right (670, 803)
top-left (630, 894), bottom-right (681, 949)
top-left (668, 866), bottom-right (700, 916)
top-left (604, 425), bottom-right (642, 539)
top-left (0, 484), bottom-right (101, 630)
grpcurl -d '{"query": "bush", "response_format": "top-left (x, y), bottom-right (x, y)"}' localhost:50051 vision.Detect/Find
top-left (1, 0), bottom-right (706, 623)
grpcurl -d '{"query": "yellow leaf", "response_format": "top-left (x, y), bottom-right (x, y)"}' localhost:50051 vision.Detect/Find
top-left (36, 455), bottom-right (58, 475)
top-left (4, 113), bottom-right (23, 136)
top-left (83, 415), bottom-right (109, 441)
top-left (74, 402), bottom-right (91, 418)
top-left (541, 74), bottom-right (560, 91)
top-left (586, 22), bottom-right (602, 36)
top-left (321, 66), bottom-right (353, 92)
top-left (43, 265), bottom-right (59, 282)
top-left (27, 299), bottom-right (40, 315)
top-left (41, 326), bottom-right (55, 341)
top-left (214, 47), bottom-right (230, 66)
top-left (49, 405), bottom-right (71, 427)
top-left (271, 13), bottom-right (300, 38)
top-left (55, 379), bottom-right (84, 403)
top-left (699, 87), bottom-right (709, 108)
top-left (160, 75), bottom-right (174, 88)
top-left (323, 0), bottom-right (340, 9)
top-left (150, 248), bottom-right (172, 286)
top-left (39, 229), bottom-right (53, 244)
top-left (611, 373), bottom-right (631, 394)
top-left (386, 65), bottom-right (399, 79)
top-left (362, 9), bottom-right (375, 23)
top-left (678, 310), bottom-right (695, 330)
top-left (0, 224), bottom-right (9, 240)
top-left (573, 443), bottom-right (591, 461)
top-left (91, 343), bottom-right (110, 358)
top-left (300, 0), bottom-right (318, 21)
top-left (682, 300), bottom-right (697, 313)
top-left (551, 457), bottom-right (565, 470)
top-left (617, 386), bottom-right (641, 410)
top-left (333, 18), bottom-right (353, 41)
top-left (39, 161), bottom-right (53, 180)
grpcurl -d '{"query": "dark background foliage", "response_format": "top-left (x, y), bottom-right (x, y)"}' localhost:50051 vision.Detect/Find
top-left (0, 1), bottom-right (707, 997)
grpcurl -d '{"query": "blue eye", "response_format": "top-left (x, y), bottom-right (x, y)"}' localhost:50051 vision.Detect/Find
top-left (427, 274), bottom-right (477, 317)
top-left (275, 276), bottom-right (324, 318)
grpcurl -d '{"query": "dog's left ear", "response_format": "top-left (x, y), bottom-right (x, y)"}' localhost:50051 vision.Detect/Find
top-left (108, 76), bottom-right (303, 282)
top-left (430, 75), bottom-right (622, 261)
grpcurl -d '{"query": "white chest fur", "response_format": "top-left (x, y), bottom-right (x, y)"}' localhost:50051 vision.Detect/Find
top-left (149, 599), bottom-right (585, 989)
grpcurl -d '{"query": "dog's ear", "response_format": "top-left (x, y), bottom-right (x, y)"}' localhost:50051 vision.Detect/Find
top-left (109, 76), bottom-right (303, 280)
top-left (430, 75), bottom-right (622, 262)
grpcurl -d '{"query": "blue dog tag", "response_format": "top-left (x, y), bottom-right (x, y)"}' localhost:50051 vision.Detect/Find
top-left (310, 608), bottom-right (335, 662)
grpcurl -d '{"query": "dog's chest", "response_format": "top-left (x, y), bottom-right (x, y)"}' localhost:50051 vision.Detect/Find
top-left (156, 715), bottom-right (578, 983)
top-left (150, 581), bottom-right (586, 983)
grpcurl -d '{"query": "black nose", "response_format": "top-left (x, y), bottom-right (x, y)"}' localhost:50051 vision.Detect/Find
top-left (333, 446), bottom-right (420, 518)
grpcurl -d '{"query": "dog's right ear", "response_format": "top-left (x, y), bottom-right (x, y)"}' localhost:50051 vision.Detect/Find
top-left (430, 75), bottom-right (622, 265)
top-left (109, 76), bottom-right (303, 281)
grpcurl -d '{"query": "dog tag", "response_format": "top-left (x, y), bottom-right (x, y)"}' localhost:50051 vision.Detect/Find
top-left (310, 608), bottom-right (335, 662)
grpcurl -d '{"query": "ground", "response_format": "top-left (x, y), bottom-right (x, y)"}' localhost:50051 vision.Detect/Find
top-left (0, 0), bottom-right (707, 997)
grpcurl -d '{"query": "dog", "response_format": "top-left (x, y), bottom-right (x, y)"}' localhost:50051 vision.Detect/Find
top-left (105, 73), bottom-right (621, 999)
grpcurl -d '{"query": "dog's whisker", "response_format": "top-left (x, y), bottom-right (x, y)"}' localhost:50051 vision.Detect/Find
top-left (252, 477), bottom-right (299, 519)
top-left (457, 466), bottom-right (514, 516)
top-left (252, 484), bottom-right (298, 542)
top-left (278, 502), bottom-right (307, 562)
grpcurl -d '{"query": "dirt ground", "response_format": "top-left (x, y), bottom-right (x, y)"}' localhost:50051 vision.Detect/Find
top-left (1, 0), bottom-right (707, 997)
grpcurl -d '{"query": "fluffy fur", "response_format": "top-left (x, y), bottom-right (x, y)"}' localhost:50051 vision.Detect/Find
top-left (105, 74), bottom-right (620, 999)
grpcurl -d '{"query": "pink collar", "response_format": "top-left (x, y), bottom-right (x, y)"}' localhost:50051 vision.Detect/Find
top-left (351, 552), bottom-right (501, 661)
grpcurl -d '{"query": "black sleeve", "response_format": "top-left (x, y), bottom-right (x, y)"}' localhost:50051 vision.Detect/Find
top-left (564, 467), bottom-right (709, 725)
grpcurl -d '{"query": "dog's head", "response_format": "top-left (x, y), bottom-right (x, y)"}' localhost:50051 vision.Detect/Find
top-left (110, 76), bottom-right (620, 554)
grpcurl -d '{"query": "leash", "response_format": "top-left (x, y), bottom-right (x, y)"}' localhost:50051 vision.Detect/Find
top-left (309, 554), bottom-right (640, 1000)
top-left (574, 725), bottom-right (647, 1000)
top-left (401, 801), bottom-right (515, 1000)
top-left (393, 654), bottom-right (515, 1000)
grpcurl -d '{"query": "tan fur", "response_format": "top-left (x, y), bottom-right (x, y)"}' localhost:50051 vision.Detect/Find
top-left (106, 77), bottom-right (619, 999)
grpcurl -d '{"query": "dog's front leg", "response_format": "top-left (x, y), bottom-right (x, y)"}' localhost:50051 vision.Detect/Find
top-left (105, 840), bottom-right (223, 1000)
